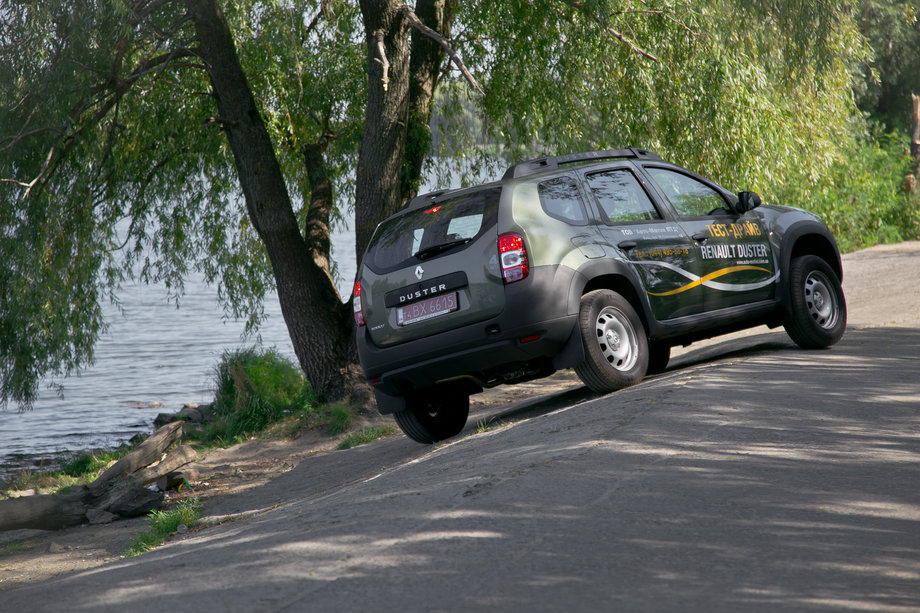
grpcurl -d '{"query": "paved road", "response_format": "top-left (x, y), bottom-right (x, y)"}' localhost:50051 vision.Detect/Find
top-left (5, 243), bottom-right (920, 612)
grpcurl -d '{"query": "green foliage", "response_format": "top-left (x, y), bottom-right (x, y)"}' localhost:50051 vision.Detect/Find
top-left (315, 402), bottom-right (353, 436)
top-left (60, 449), bottom-right (126, 478)
top-left (442, 0), bottom-right (869, 196)
top-left (0, 1), bottom-right (365, 408)
top-left (0, 469), bottom-right (71, 499)
top-left (476, 418), bottom-right (508, 434)
top-left (336, 425), bottom-right (398, 450)
top-left (855, 0), bottom-right (920, 131)
top-left (124, 498), bottom-right (203, 557)
top-left (774, 132), bottom-right (920, 253)
top-left (1, 448), bottom-right (130, 498)
top-left (190, 347), bottom-right (314, 445)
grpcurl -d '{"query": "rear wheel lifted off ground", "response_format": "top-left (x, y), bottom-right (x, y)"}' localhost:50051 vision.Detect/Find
top-left (783, 255), bottom-right (847, 349)
top-left (393, 392), bottom-right (470, 444)
top-left (575, 289), bottom-right (649, 394)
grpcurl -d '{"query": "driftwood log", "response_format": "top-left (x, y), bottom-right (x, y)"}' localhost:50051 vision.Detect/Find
top-left (0, 421), bottom-right (197, 532)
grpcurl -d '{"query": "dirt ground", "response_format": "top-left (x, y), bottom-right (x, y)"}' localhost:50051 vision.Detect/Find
top-left (0, 371), bottom-right (583, 592)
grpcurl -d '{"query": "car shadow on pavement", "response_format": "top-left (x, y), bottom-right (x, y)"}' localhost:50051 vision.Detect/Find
top-left (3, 327), bottom-right (918, 611)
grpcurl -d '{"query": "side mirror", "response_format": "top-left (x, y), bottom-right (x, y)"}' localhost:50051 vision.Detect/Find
top-left (736, 191), bottom-right (762, 213)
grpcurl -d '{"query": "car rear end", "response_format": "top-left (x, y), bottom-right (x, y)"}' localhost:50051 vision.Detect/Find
top-left (354, 183), bottom-right (580, 415)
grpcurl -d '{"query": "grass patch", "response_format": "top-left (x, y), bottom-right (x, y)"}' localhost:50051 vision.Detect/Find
top-left (315, 402), bottom-right (354, 436)
top-left (1, 448), bottom-right (130, 499)
top-left (337, 425), bottom-right (398, 450)
top-left (2, 541), bottom-right (27, 555)
top-left (60, 449), bottom-right (126, 477)
top-left (476, 418), bottom-right (508, 434)
top-left (124, 498), bottom-right (203, 557)
top-left (187, 347), bottom-right (315, 446)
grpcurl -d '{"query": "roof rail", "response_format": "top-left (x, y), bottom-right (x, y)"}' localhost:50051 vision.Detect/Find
top-left (502, 148), bottom-right (662, 180)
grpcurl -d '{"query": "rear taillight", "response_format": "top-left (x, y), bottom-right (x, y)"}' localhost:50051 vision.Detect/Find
top-left (498, 233), bottom-right (528, 284)
top-left (353, 279), bottom-right (365, 326)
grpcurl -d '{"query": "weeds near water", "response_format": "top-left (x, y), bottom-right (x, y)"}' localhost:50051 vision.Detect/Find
top-left (61, 449), bottom-right (127, 477)
top-left (1, 448), bottom-right (130, 499)
top-left (188, 347), bottom-right (314, 445)
top-left (124, 498), bottom-right (203, 557)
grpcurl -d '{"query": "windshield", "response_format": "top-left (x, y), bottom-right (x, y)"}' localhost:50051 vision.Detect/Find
top-left (365, 187), bottom-right (500, 274)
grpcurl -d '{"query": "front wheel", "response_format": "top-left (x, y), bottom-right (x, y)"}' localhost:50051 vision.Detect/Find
top-left (783, 255), bottom-right (847, 349)
top-left (574, 290), bottom-right (648, 394)
top-left (393, 391), bottom-right (470, 444)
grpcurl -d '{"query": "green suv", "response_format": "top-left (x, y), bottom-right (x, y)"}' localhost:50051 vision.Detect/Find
top-left (354, 149), bottom-right (846, 443)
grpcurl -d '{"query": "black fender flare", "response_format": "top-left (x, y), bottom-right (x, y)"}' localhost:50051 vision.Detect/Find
top-left (557, 258), bottom-right (659, 353)
top-left (775, 220), bottom-right (844, 309)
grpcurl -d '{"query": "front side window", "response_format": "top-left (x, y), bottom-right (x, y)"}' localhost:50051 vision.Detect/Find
top-left (367, 187), bottom-right (500, 273)
top-left (586, 169), bottom-right (660, 223)
top-left (538, 176), bottom-right (588, 225)
top-left (646, 168), bottom-right (729, 218)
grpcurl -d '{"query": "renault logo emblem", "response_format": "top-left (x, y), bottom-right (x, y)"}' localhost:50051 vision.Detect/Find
top-left (415, 265), bottom-right (424, 280)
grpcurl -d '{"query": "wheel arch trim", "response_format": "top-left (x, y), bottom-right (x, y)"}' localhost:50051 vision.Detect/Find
top-left (776, 221), bottom-right (844, 306)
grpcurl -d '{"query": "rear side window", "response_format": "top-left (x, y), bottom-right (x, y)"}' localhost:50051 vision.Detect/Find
top-left (538, 176), bottom-right (588, 225)
top-left (646, 167), bottom-right (729, 217)
top-left (586, 169), bottom-right (661, 223)
top-left (366, 187), bottom-right (500, 273)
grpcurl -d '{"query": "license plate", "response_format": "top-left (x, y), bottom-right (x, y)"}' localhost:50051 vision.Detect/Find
top-left (396, 292), bottom-right (459, 326)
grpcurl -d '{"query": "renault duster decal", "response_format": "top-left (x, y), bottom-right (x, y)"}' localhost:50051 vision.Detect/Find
top-left (635, 260), bottom-right (779, 296)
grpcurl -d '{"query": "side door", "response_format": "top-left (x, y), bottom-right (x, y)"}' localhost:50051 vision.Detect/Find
top-left (581, 166), bottom-right (705, 321)
top-left (641, 166), bottom-right (777, 311)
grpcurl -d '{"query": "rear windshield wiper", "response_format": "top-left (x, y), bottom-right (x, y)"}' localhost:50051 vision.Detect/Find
top-left (413, 238), bottom-right (472, 261)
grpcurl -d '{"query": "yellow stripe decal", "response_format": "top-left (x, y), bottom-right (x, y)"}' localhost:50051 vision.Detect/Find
top-left (647, 265), bottom-right (773, 297)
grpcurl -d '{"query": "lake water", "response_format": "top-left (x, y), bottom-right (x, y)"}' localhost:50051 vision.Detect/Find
top-left (0, 229), bottom-right (357, 481)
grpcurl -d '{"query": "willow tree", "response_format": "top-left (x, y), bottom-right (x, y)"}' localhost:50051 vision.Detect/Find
top-left (440, 0), bottom-right (867, 197)
top-left (0, 0), bottom-right (450, 406)
top-left (1, 0), bottom-right (866, 408)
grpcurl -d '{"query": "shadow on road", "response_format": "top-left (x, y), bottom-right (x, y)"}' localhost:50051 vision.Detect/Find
top-left (12, 326), bottom-right (916, 612)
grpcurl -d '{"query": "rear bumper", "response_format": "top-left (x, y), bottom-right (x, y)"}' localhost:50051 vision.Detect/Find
top-left (357, 266), bottom-right (579, 413)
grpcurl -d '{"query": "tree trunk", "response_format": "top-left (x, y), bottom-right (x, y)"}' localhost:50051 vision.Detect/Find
top-left (354, 0), bottom-right (414, 266)
top-left (911, 93), bottom-right (919, 174)
top-left (402, 0), bottom-right (454, 204)
top-left (0, 422), bottom-right (193, 532)
top-left (354, 0), bottom-right (454, 262)
top-left (185, 0), bottom-right (355, 400)
top-left (303, 140), bottom-right (336, 283)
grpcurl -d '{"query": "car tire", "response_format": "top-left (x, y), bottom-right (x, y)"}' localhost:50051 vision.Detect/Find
top-left (783, 255), bottom-right (847, 349)
top-left (393, 392), bottom-right (470, 444)
top-left (647, 342), bottom-right (670, 375)
top-left (574, 290), bottom-right (648, 393)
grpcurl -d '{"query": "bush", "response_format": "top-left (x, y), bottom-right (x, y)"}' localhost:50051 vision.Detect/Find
top-left (190, 347), bottom-right (314, 445)
top-left (316, 402), bottom-right (353, 436)
top-left (774, 132), bottom-right (919, 253)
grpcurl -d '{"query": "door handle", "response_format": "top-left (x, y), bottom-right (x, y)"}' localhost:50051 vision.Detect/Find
top-left (692, 232), bottom-right (709, 242)
top-left (617, 240), bottom-right (637, 250)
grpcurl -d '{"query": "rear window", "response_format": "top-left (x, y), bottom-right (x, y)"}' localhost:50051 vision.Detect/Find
top-left (539, 176), bottom-right (588, 225)
top-left (365, 187), bottom-right (501, 273)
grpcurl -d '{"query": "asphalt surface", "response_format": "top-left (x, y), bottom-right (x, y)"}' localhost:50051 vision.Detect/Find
top-left (4, 243), bottom-right (920, 612)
